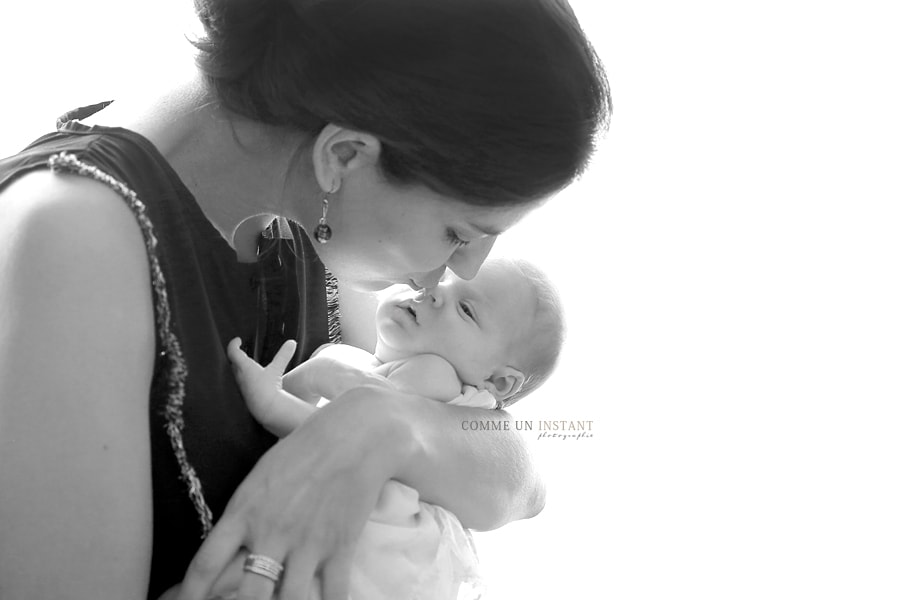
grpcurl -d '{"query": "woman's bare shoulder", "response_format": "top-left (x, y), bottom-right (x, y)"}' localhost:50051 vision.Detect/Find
top-left (0, 167), bottom-right (147, 249)
top-left (0, 166), bottom-right (155, 364)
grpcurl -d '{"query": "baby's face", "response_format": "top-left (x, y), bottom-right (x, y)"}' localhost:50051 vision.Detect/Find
top-left (374, 260), bottom-right (537, 386)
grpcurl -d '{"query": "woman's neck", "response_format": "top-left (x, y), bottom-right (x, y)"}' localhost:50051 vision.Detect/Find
top-left (82, 71), bottom-right (315, 261)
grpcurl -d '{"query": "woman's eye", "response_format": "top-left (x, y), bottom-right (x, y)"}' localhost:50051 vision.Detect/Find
top-left (445, 228), bottom-right (470, 247)
top-left (459, 302), bottom-right (474, 319)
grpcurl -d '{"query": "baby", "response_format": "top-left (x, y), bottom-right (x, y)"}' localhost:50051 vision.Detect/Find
top-left (228, 257), bottom-right (564, 600)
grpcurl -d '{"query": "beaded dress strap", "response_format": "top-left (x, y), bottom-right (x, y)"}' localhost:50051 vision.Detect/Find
top-left (48, 151), bottom-right (215, 536)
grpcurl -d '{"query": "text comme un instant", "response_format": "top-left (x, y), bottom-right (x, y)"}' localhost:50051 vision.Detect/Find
top-left (460, 420), bottom-right (593, 432)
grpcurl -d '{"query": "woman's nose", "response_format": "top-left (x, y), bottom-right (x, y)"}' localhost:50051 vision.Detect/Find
top-left (412, 266), bottom-right (446, 290)
top-left (447, 236), bottom-right (496, 280)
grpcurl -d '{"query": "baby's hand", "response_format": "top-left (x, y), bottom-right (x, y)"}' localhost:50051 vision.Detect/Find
top-left (226, 337), bottom-right (296, 424)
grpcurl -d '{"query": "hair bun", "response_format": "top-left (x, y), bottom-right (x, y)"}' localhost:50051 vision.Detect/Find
top-left (194, 0), bottom-right (611, 207)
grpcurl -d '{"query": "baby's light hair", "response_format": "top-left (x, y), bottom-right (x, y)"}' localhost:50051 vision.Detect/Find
top-left (496, 258), bottom-right (566, 409)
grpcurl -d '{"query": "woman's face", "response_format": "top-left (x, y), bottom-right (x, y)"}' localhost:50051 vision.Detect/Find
top-left (311, 162), bottom-right (539, 292)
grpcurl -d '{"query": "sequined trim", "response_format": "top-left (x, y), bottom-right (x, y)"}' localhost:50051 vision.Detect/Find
top-left (324, 269), bottom-right (342, 344)
top-left (48, 151), bottom-right (215, 537)
top-left (266, 217), bottom-right (341, 345)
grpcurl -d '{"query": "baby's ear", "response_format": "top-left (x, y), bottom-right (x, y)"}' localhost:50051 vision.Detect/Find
top-left (484, 366), bottom-right (525, 404)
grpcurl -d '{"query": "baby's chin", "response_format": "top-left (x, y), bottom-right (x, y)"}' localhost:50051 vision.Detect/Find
top-left (372, 337), bottom-right (415, 365)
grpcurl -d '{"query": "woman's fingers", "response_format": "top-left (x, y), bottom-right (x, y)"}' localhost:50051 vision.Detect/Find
top-left (278, 550), bottom-right (317, 600)
top-left (233, 560), bottom-right (279, 600)
top-left (207, 549), bottom-right (249, 599)
top-left (267, 340), bottom-right (297, 375)
top-left (320, 549), bottom-right (354, 600)
top-left (176, 519), bottom-right (246, 600)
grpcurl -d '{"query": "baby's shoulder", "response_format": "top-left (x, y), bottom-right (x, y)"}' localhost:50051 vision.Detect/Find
top-left (383, 353), bottom-right (454, 372)
top-left (381, 354), bottom-right (461, 402)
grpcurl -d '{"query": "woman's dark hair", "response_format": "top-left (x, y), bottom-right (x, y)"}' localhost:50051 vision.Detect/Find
top-left (193, 0), bottom-right (611, 207)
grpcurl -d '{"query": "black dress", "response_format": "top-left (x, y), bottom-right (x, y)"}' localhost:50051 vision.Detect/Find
top-left (0, 103), bottom-right (338, 599)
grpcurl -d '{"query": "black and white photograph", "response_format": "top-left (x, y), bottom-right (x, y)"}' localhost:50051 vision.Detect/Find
top-left (0, 1), bottom-right (897, 599)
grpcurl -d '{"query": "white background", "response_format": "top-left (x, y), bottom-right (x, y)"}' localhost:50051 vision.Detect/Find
top-left (2, 1), bottom-right (898, 598)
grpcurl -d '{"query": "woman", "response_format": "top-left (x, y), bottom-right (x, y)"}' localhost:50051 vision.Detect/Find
top-left (0, 0), bottom-right (610, 598)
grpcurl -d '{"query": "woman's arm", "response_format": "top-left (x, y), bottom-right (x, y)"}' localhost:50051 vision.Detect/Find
top-left (339, 385), bottom-right (546, 531)
top-left (177, 382), bottom-right (542, 600)
top-left (0, 172), bottom-right (156, 598)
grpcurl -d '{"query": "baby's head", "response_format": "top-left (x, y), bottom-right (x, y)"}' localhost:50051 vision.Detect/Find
top-left (374, 257), bottom-right (564, 408)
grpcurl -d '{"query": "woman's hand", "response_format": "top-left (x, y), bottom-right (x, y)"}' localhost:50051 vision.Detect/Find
top-left (176, 386), bottom-right (422, 600)
top-left (158, 551), bottom-right (247, 600)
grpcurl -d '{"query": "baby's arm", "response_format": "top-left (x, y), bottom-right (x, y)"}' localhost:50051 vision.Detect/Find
top-left (282, 343), bottom-right (389, 405)
top-left (381, 354), bottom-right (463, 403)
top-left (229, 338), bottom-right (392, 438)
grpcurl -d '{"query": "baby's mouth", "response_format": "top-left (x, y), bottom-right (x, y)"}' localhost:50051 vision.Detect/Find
top-left (405, 305), bottom-right (418, 323)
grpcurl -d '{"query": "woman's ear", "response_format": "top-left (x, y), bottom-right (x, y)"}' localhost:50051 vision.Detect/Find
top-left (484, 366), bottom-right (525, 403)
top-left (312, 123), bottom-right (382, 192)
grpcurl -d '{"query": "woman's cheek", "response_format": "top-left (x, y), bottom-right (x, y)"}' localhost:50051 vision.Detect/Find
top-left (385, 241), bottom-right (440, 274)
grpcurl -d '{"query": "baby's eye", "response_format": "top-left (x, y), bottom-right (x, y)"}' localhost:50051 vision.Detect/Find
top-left (459, 302), bottom-right (474, 319)
top-left (445, 228), bottom-right (470, 247)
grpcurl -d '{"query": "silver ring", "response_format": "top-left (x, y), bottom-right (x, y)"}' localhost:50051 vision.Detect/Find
top-left (243, 553), bottom-right (285, 583)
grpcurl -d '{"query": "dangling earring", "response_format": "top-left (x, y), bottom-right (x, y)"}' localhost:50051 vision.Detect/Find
top-left (314, 182), bottom-right (338, 244)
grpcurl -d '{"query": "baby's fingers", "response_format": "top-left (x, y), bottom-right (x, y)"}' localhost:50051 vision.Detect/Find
top-left (265, 340), bottom-right (297, 375)
top-left (227, 337), bottom-right (254, 368)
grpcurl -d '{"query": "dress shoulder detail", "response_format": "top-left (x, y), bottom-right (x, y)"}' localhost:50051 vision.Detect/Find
top-left (48, 150), bottom-right (215, 537)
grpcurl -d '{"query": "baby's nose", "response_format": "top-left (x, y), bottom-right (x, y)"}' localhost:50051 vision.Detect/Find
top-left (421, 288), bottom-right (443, 308)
